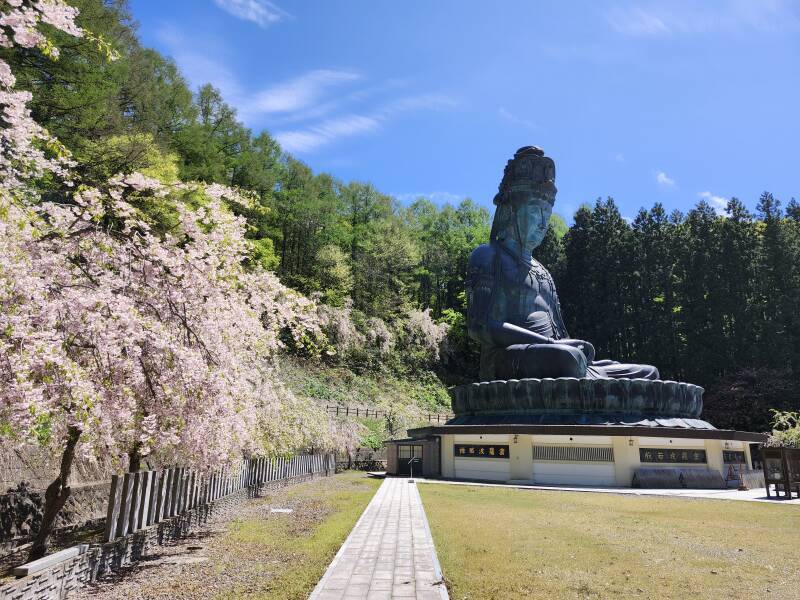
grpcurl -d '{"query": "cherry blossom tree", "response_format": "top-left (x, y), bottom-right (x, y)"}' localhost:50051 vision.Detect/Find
top-left (1, 1), bottom-right (347, 559)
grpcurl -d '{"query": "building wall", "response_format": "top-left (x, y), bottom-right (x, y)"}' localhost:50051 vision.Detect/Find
top-left (441, 435), bottom-right (455, 478)
top-left (452, 434), bottom-right (510, 482)
top-left (386, 444), bottom-right (398, 475)
top-left (531, 434), bottom-right (615, 486)
top-left (422, 439), bottom-right (440, 478)
top-left (436, 433), bottom-right (755, 487)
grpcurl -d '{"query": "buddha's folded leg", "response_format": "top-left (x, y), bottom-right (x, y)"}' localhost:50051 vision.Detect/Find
top-left (588, 362), bottom-right (660, 380)
top-left (496, 343), bottom-right (588, 379)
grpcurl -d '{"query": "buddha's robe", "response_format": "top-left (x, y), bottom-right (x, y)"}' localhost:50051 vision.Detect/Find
top-left (467, 241), bottom-right (659, 381)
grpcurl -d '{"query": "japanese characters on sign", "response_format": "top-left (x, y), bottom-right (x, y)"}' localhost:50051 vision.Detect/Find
top-left (722, 450), bottom-right (746, 464)
top-left (639, 447), bottom-right (707, 464)
top-left (454, 444), bottom-right (510, 459)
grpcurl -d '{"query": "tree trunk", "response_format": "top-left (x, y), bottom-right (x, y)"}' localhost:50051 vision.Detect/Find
top-left (128, 443), bottom-right (142, 473)
top-left (29, 426), bottom-right (80, 561)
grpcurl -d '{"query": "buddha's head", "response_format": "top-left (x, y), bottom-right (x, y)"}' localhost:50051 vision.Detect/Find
top-left (490, 146), bottom-right (557, 251)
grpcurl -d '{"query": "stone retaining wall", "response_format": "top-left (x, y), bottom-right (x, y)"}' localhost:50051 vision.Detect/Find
top-left (1, 482), bottom-right (110, 554)
top-left (0, 472), bottom-right (326, 600)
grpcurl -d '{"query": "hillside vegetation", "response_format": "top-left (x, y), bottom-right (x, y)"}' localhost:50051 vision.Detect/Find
top-left (3, 0), bottom-right (799, 440)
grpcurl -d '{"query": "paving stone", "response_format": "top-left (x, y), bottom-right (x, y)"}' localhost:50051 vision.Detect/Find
top-left (310, 478), bottom-right (448, 599)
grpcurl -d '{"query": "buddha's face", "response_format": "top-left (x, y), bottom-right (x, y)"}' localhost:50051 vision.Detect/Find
top-left (508, 189), bottom-right (552, 251)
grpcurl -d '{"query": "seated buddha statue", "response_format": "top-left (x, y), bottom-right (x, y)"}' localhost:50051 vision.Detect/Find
top-left (467, 146), bottom-right (660, 382)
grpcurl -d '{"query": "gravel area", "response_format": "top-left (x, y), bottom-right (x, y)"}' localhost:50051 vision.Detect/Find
top-left (73, 472), bottom-right (379, 600)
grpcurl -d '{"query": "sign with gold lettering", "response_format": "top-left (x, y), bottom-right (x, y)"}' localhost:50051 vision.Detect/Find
top-left (454, 444), bottom-right (509, 459)
top-left (639, 448), bottom-right (706, 464)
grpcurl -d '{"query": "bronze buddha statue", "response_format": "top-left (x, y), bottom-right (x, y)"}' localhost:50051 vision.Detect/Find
top-left (467, 146), bottom-right (659, 382)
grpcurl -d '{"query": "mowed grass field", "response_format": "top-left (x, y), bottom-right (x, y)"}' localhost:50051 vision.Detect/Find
top-left (419, 483), bottom-right (800, 600)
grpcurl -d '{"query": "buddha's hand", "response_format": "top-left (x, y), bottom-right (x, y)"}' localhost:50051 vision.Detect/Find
top-left (558, 339), bottom-right (596, 363)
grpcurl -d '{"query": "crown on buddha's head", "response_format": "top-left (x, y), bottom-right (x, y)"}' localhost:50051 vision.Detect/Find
top-left (493, 146), bottom-right (557, 206)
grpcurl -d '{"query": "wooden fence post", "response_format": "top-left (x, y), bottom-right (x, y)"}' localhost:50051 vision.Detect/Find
top-left (174, 469), bottom-right (183, 515)
top-left (138, 471), bottom-right (152, 528)
top-left (156, 469), bottom-right (168, 522)
top-left (189, 471), bottom-right (197, 508)
top-left (115, 473), bottom-right (134, 538)
top-left (180, 469), bottom-right (190, 513)
top-left (152, 471), bottom-right (163, 524)
top-left (127, 471), bottom-right (142, 533)
top-left (104, 474), bottom-right (122, 542)
top-left (155, 469), bottom-right (169, 522)
top-left (166, 468), bottom-right (177, 516)
top-left (164, 469), bottom-right (174, 518)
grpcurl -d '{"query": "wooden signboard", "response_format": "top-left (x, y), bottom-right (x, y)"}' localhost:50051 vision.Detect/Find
top-left (762, 447), bottom-right (800, 499)
top-left (454, 444), bottom-right (509, 459)
top-left (639, 448), bottom-right (707, 464)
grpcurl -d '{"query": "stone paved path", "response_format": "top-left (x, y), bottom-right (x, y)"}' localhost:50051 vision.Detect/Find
top-left (309, 477), bottom-right (448, 600)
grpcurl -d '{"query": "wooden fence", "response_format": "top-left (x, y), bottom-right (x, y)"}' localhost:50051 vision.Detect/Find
top-left (103, 453), bottom-right (335, 543)
top-left (325, 405), bottom-right (453, 423)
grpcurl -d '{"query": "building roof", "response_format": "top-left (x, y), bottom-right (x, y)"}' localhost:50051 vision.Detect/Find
top-left (406, 424), bottom-right (766, 442)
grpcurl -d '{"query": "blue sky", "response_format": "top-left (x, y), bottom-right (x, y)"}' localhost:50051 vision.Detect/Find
top-left (129, 0), bottom-right (799, 221)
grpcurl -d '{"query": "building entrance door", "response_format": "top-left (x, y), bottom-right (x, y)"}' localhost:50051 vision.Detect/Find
top-left (398, 444), bottom-right (423, 475)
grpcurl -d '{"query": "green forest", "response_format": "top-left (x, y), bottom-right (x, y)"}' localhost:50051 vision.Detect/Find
top-left (5, 0), bottom-right (798, 434)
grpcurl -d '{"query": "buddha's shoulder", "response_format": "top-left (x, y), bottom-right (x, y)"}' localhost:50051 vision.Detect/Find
top-left (468, 243), bottom-right (497, 271)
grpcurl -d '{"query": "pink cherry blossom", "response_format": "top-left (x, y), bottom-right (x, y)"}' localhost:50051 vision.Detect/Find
top-left (0, 1), bottom-right (355, 476)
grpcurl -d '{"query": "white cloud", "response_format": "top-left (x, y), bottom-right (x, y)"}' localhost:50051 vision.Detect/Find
top-left (655, 171), bottom-right (675, 187)
top-left (275, 115), bottom-right (380, 153)
top-left (606, 6), bottom-right (669, 35)
top-left (393, 192), bottom-right (465, 204)
top-left (606, 0), bottom-right (800, 36)
top-left (212, 0), bottom-right (289, 28)
top-left (614, 152), bottom-right (626, 163)
top-left (498, 106), bottom-right (537, 130)
top-left (156, 25), bottom-right (242, 99)
top-left (698, 191), bottom-right (729, 215)
top-left (275, 94), bottom-right (456, 153)
top-left (155, 25), bottom-right (455, 153)
top-left (245, 69), bottom-right (360, 120)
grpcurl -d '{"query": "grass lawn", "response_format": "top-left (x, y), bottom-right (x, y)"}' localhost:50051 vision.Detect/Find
top-left (419, 483), bottom-right (800, 600)
top-left (76, 471), bottom-right (381, 600)
top-left (218, 470), bottom-right (381, 599)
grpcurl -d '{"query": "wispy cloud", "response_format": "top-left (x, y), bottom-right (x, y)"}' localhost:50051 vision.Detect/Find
top-left (275, 94), bottom-right (456, 153)
top-left (275, 115), bottom-right (381, 153)
top-left (156, 25), bottom-right (241, 98)
top-left (698, 191), bottom-right (728, 215)
top-left (247, 69), bottom-right (360, 116)
top-left (606, 0), bottom-right (800, 36)
top-left (156, 25), bottom-right (454, 153)
top-left (606, 6), bottom-right (669, 35)
top-left (614, 152), bottom-right (626, 164)
top-left (393, 191), bottom-right (466, 204)
top-left (498, 106), bottom-right (537, 130)
top-left (655, 171), bottom-right (675, 187)
top-left (212, 0), bottom-right (289, 28)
